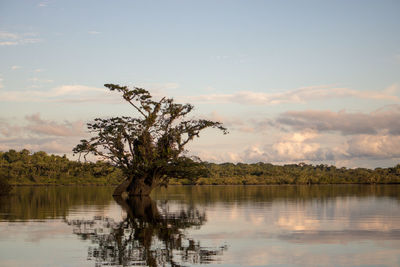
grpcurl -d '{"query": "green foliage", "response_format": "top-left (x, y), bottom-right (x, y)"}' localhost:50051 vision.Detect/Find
top-left (0, 149), bottom-right (124, 185)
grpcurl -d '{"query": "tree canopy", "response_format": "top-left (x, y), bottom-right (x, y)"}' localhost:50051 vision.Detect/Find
top-left (73, 84), bottom-right (227, 196)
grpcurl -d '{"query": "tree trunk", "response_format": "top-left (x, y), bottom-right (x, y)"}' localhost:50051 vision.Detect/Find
top-left (112, 179), bottom-right (131, 197)
top-left (113, 175), bottom-right (157, 197)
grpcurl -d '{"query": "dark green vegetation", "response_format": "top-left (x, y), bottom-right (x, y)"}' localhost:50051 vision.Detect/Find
top-left (180, 162), bottom-right (400, 185)
top-left (73, 84), bottom-right (227, 196)
top-left (0, 149), bottom-right (123, 188)
top-left (1, 149), bottom-right (399, 188)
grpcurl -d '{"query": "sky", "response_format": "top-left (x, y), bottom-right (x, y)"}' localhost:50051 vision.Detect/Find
top-left (0, 0), bottom-right (399, 168)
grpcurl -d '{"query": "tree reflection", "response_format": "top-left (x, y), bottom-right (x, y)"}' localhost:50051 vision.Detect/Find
top-left (66, 196), bottom-right (227, 267)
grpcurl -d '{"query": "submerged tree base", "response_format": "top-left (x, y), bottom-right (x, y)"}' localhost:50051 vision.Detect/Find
top-left (113, 179), bottom-right (155, 197)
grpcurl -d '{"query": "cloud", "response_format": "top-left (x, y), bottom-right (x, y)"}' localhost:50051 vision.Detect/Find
top-left (204, 111), bottom-right (277, 134)
top-left (237, 131), bottom-right (400, 164)
top-left (38, 1), bottom-right (49, 7)
top-left (0, 114), bottom-right (86, 154)
top-left (24, 113), bottom-right (85, 137)
top-left (0, 118), bottom-right (23, 137)
top-left (192, 123), bottom-right (400, 166)
top-left (11, 65), bottom-right (22, 70)
top-left (194, 130), bottom-right (331, 164)
top-left (276, 105), bottom-right (400, 135)
top-left (0, 83), bottom-right (181, 104)
top-left (29, 77), bottom-right (54, 83)
top-left (185, 85), bottom-right (399, 105)
top-left (0, 113), bottom-right (85, 138)
top-left (0, 84), bottom-right (114, 103)
top-left (187, 103), bottom-right (400, 166)
top-left (0, 31), bottom-right (42, 46)
top-left (204, 111), bottom-right (255, 133)
top-left (238, 130), bottom-right (331, 163)
top-left (88, 31), bottom-right (101, 35)
top-left (0, 41), bottom-right (19, 46)
top-left (0, 137), bottom-right (76, 154)
top-left (0, 32), bottom-right (19, 39)
top-left (271, 131), bottom-right (322, 160)
top-left (0, 78), bottom-right (3, 89)
top-left (346, 134), bottom-right (400, 159)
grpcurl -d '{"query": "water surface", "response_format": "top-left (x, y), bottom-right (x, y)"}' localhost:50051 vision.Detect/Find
top-left (0, 185), bottom-right (399, 266)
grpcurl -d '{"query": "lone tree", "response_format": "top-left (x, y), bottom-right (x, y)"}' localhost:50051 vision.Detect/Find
top-left (73, 84), bottom-right (227, 196)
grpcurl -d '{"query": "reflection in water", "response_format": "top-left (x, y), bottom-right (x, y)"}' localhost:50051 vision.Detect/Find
top-left (0, 186), bottom-right (114, 221)
top-left (1, 185), bottom-right (400, 267)
top-left (152, 184), bottom-right (400, 204)
top-left (66, 197), bottom-right (227, 267)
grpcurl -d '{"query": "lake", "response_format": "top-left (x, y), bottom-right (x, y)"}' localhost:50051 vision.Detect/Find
top-left (0, 185), bottom-right (399, 267)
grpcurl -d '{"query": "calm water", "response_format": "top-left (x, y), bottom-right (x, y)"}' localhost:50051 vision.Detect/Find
top-left (0, 185), bottom-right (399, 267)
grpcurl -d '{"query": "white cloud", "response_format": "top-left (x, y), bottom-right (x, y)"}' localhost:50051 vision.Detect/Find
top-left (0, 31), bottom-right (42, 46)
top-left (0, 84), bottom-right (113, 103)
top-left (185, 84), bottom-right (399, 105)
top-left (29, 77), bottom-right (54, 83)
top-left (346, 134), bottom-right (400, 159)
top-left (242, 130), bottom-right (327, 163)
top-left (0, 41), bottom-right (18, 46)
top-left (0, 32), bottom-right (18, 39)
top-left (11, 65), bottom-right (22, 70)
top-left (194, 130), bottom-right (327, 164)
top-left (272, 131), bottom-right (321, 161)
top-left (233, 128), bottom-right (400, 165)
top-left (0, 83), bottom-right (181, 104)
top-left (88, 31), bottom-right (101, 35)
top-left (38, 1), bottom-right (49, 7)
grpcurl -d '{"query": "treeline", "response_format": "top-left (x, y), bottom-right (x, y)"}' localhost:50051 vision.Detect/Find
top-left (1, 150), bottom-right (400, 191)
top-left (0, 149), bottom-right (123, 190)
top-left (172, 162), bottom-right (400, 185)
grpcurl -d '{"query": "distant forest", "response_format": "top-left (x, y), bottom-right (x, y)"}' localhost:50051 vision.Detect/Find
top-left (1, 149), bottom-right (400, 190)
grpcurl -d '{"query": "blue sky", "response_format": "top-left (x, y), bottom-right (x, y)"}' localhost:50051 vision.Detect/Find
top-left (1, 0), bottom-right (399, 167)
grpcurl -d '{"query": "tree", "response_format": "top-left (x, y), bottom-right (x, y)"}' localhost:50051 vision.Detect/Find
top-left (73, 84), bottom-right (227, 196)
